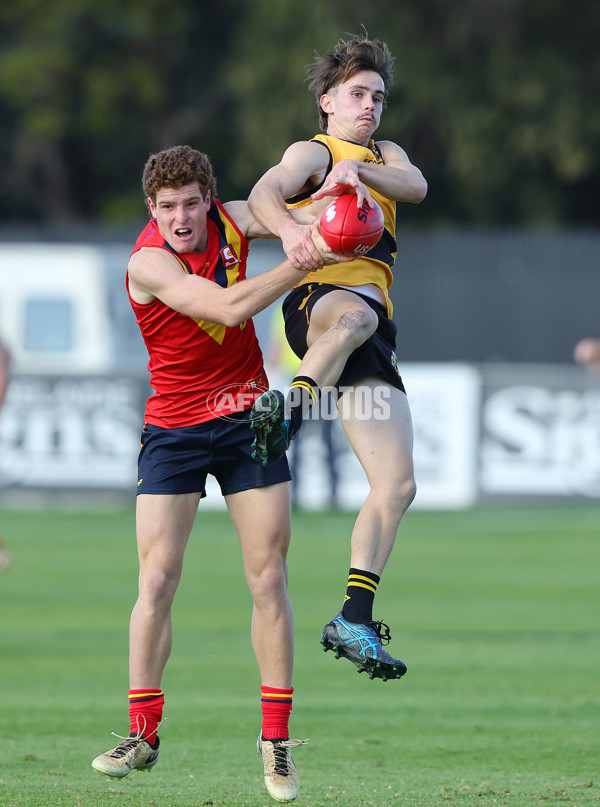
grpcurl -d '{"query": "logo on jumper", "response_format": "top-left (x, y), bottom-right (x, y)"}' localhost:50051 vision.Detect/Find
top-left (207, 379), bottom-right (268, 421)
top-left (220, 244), bottom-right (239, 268)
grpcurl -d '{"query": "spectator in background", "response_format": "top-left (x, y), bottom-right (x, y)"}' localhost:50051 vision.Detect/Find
top-left (0, 336), bottom-right (11, 573)
top-left (574, 337), bottom-right (600, 368)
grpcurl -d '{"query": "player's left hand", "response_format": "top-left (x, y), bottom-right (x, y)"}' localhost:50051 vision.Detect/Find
top-left (311, 159), bottom-right (375, 209)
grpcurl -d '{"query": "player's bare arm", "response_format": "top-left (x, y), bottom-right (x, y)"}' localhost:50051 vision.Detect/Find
top-left (223, 199), bottom-right (320, 240)
top-left (313, 146), bottom-right (427, 205)
top-left (128, 247), bottom-right (305, 328)
top-left (224, 199), bottom-right (348, 263)
top-left (248, 141), bottom-right (331, 271)
top-left (128, 228), bottom-right (347, 327)
top-left (221, 200), bottom-right (279, 240)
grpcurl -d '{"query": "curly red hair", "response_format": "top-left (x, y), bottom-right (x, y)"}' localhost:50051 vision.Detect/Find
top-left (142, 145), bottom-right (217, 203)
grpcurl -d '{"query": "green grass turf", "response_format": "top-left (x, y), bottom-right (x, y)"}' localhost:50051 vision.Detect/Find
top-left (0, 504), bottom-right (599, 806)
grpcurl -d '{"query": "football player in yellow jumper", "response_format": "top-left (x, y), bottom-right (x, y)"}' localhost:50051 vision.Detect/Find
top-left (248, 34), bottom-right (427, 682)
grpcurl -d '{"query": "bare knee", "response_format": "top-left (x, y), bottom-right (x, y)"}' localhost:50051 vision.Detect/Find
top-left (397, 476), bottom-right (417, 513)
top-left (333, 306), bottom-right (378, 350)
top-left (246, 560), bottom-right (289, 607)
top-left (139, 566), bottom-right (180, 611)
top-left (374, 474), bottom-right (417, 521)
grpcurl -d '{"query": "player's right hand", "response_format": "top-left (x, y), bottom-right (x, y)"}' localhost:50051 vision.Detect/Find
top-left (281, 221), bottom-right (325, 271)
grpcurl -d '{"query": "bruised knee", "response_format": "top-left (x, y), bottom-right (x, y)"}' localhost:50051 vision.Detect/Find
top-left (333, 307), bottom-right (378, 349)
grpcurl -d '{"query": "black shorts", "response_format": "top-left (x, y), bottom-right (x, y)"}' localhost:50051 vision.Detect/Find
top-left (282, 283), bottom-right (406, 394)
top-left (136, 410), bottom-right (291, 497)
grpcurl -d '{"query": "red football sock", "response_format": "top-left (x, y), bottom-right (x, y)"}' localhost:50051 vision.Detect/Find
top-left (260, 686), bottom-right (293, 740)
top-left (128, 689), bottom-right (164, 744)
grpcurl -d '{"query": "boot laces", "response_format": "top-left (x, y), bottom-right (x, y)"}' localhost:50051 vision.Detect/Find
top-left (272, 743), bottom-right (291, 776)
top-left (108, 715), bottom-right (165, 756)
top-left (269, 739), bottom-right (307, 775)
top-left (367, 619), bottom-right (392, 645)
top-left (110, 737), bottom-right (140, 759)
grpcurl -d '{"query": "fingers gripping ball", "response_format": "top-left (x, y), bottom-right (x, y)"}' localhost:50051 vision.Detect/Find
top-left (319, 194), bottom-right (384, 258)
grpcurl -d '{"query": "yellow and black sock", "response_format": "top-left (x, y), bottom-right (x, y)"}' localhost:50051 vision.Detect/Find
top-left (341, 568), bottom-right (380, 624)
top-left (287, 376), bottom-right (320, 435)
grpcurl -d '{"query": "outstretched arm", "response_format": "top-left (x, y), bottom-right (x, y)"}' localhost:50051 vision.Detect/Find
top-left (313, 143), bottom-right (427, 205)
top-left (129, 249), bottom-right (305, 327)
top-left (128, 222), bottom-right (347, 328)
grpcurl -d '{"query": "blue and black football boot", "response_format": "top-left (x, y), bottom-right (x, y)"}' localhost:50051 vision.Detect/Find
top-left (321, 612), bottom-right (407, 681)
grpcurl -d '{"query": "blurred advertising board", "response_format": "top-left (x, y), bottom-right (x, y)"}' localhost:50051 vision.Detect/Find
top-left (480, 365), bottom-right (600, 499)
top-left (0, 365), bottom-right (599, 507)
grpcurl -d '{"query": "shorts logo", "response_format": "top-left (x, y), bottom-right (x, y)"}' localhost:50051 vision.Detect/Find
top-left (220, 245), bottom-right (239, 269)
top-left (390, 351), bottom-right (401, 377)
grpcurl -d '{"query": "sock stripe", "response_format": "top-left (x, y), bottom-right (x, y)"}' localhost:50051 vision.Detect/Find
top-left (290, 379), bottom-right (319, 403)
top-left (129, 690), bottom-right (164, 702)
top-left (261, 696), bottom-right (293, 703)
top-left (347, 580), bottom-right (378, 593)
top-left (348, 574), bottom-right (378, 593)
top-left (261, 686), bottom-right (294, 693)
top-left (349, 573), bottom-right (379, 584)
top-left (261, 688), bottom-right (293, 702)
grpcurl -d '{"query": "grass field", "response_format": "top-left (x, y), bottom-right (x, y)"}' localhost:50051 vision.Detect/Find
top-left (0, 503), bottom-right (599, 807)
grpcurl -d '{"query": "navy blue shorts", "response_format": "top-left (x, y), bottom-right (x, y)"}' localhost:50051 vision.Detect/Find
top-left (136, 410), bottom-right (291, 497)
top-left (282, 283), bottom-right (406, 394)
